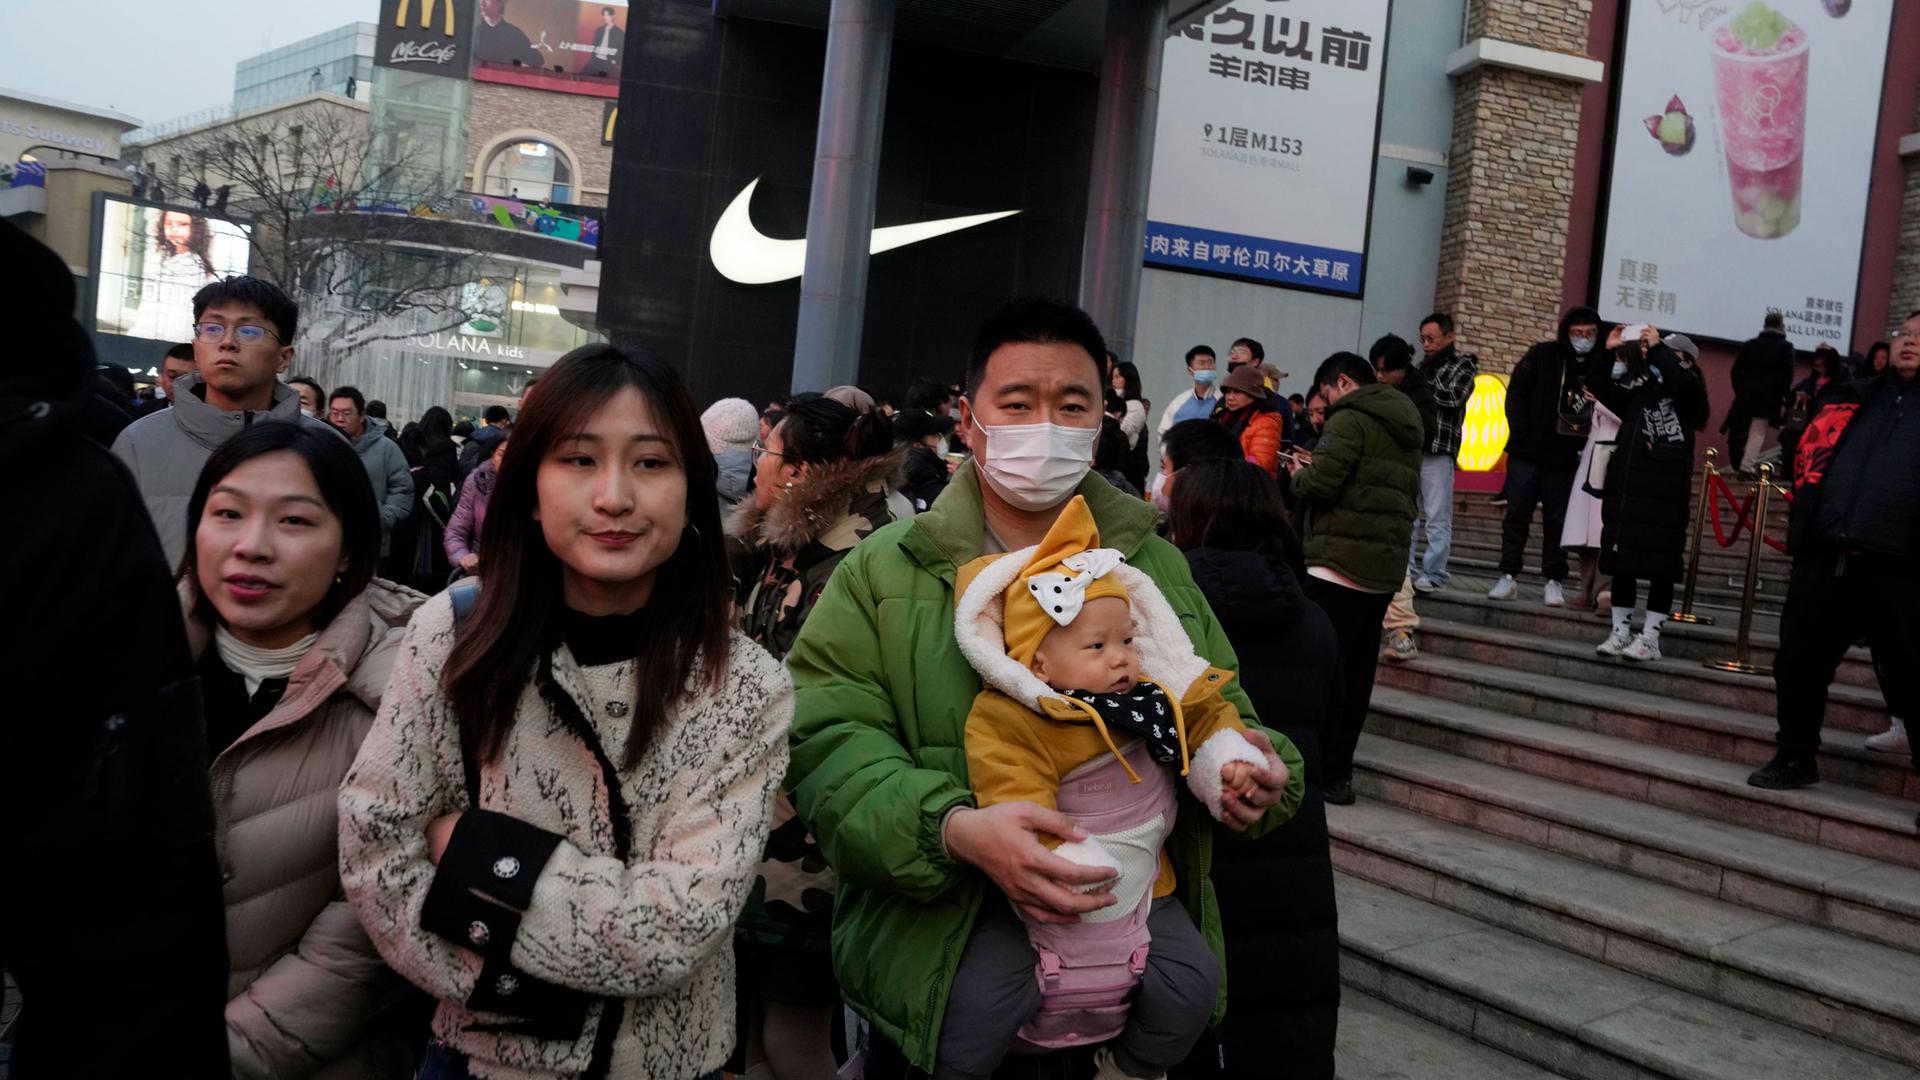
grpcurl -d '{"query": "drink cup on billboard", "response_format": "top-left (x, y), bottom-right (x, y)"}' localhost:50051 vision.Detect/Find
top-left (1709, 5), bottom-right (1810, 240)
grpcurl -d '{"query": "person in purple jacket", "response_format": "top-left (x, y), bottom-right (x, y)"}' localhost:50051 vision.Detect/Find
top-left (444, 436), bottom-right (506, 577)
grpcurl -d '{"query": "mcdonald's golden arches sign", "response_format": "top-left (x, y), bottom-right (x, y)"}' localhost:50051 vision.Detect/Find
top-left (375, 0), bottom-right (474, 79)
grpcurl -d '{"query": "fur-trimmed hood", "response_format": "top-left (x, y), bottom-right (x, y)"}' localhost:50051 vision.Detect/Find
top-left (726, 445), bottom-right (906, 553)
top-left (954, 544), bottom-right (1217, 715)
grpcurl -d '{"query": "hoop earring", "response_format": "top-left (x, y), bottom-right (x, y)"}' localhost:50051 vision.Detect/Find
top-left (684, 523), bottom-right (703, 544)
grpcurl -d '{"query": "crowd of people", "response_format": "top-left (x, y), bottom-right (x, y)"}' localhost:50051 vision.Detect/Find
top-left (3, 203), bottom-right (1917, 1080)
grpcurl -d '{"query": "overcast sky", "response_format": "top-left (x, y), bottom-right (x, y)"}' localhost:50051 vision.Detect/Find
top-left (5, 0), bottom-right (377, 126)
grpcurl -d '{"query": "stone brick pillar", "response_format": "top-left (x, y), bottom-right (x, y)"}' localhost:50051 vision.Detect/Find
top-left (1886, 98), bottom-right (1920, 336)
top-left (1433, 0), bottom-right (1600, 372)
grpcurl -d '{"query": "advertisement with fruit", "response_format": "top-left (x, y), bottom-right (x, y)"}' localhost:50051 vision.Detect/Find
top-left (1598, 0), bottom-right (1893, 350)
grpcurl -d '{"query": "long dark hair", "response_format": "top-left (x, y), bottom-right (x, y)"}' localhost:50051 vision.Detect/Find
top-left (1166, 458), bottom-right (1305, 582)
top-left (154, 209), bottom-right (215, 277)
top-left (1112, 360), bottom-right (1143, 401)
top-left (182, 421), bottom-right (382, 625)
top-left (441, 344), bottom-right (732, 770)
top-left (419, 405), bottom-right (455, 449)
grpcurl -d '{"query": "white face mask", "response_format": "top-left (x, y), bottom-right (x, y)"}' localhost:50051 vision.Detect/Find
top-left (1570, 336), bottom-right (1597, 355)
top-left (971, 415), bottom-right (1098, 512)
top-left (1611, 360), bottom-right (1628, 379)
top-left (1149, 471), bottom-right (1170, 514)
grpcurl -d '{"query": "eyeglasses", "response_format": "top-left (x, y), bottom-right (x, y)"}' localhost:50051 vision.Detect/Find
top-left (194, 322), bottom-right (281, 346)
top-left (750, 442), bottom-right (788, 464)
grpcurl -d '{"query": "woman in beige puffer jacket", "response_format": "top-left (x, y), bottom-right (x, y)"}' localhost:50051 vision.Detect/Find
top-left (179, 420), bottom-right (428, 1079)
top-left (186, 576), bottom-right (427, 1079)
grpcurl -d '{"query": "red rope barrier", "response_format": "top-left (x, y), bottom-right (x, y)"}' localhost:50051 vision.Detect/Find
top-left (1701, 470), bottom-right (1787, 553)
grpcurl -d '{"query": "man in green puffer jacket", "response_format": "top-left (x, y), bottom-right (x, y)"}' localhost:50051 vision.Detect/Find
top-left (1284, 351), bottom-right (1423, 807)
top-left (784, 299), bottom-right (1306, 1077)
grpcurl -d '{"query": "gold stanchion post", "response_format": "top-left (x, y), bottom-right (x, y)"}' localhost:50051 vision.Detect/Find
top-left (1671, 447), bottom-right (1717, 626)
top-left (1705, 462), bottom-right (1773, 676)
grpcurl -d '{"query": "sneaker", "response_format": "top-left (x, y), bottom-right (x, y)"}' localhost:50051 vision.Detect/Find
top-left (1488, 492), bottom-right (1509, 506)
top-left (1864, 718), bottom-right (1909, 754)
top-left (1747, 754), bottom-right (1820, 790)
top-left (1413, 576), bottom-right (1442, 595)
top-left (1324, 779), bottom-right (1356, 806)
top-left (1543, 580), bottom-right (1566, 608)
top-left (1487, 575), bottom-right (1518, 601)
top-left (1381, 629), bottom-right (1419, 661)
top-left (1595, 628), bottom-right (1632, 657)
top-left (1622, 634), bottom-right (1662, 662)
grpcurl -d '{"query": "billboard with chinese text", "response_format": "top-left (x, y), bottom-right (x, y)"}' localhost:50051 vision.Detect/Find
top-left (1143, 1), bottom-right (1390, 296)
top-left (93, 197), bottom-right (252, 343)
top-left (1596, 0), bottom-right (1894, 349)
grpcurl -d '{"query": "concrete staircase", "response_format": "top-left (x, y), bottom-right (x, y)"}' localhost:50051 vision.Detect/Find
top-left (1441, 482), bottom-right (1795, 616)
top-left (1332, 488), bottom-right (1919, 1079)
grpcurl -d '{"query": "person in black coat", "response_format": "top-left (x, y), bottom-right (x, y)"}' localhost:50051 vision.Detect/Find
top-left (0, 219), bottom-right (230, 1076)
top-left (1168, 459), bottom-right (1341, 1080)
top-left (1494, 305), bottom-right (1602, 604)
top-left (1588, 326), bottom-right (1709, 664)
top-left (894, 406), bottom-right (954, 511)
top-left (1724, 310), bottom-right (1796, 475)
top-left (394, 405), bottom-right (460, 589)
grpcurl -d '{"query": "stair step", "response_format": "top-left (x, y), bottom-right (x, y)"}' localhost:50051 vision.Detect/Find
top-left (1365, 686), bottom-right (1920, 868)
top-left (1337, 874), bottom-right (1920, 1080)
top-left (1411, 618), bottom-right (1890, 733)
top-left (1336, 989), bottom-right (1562, 1080)
top-left (1409, 590), bottom-right (1883, 691)
top-left (1439, 526), bottom-right (1793, 572)
top-left (1446, 555), bottom-right (1787, 612)
top-left (1330, 800), bottom-right (1920, 1065)
top-left (1386, 635), bottom-right (1904, 790)
top-left (1351, 734), bottom-right (1920, 951)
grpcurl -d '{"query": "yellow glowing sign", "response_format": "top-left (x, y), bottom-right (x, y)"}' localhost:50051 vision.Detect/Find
top-left (1456, 372), bottom-right (1510, 472)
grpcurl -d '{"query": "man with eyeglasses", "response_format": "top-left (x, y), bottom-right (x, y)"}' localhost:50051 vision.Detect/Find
top-left (327, 385), bottom-right (415, 561)
top-left (111, 276), bottom-right (333, 567)
top-left (1750, 312), bottom-right (1920, 830)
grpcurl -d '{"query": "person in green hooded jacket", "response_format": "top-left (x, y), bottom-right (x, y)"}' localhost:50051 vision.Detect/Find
top-left (1284, 351), bottom-right (1423, 807)
top-left (783, 299), bottom-right (1306, 1078)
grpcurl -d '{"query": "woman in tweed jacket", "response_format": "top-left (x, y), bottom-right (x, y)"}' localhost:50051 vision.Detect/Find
top-left (339, 346), bottom-right (792, 1080)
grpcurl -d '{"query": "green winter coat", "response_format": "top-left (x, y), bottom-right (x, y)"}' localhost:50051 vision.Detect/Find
top-left (1292, 382), bottom-right (1424, 593)
top-left (783, 461), bottom-right (1306, 1072)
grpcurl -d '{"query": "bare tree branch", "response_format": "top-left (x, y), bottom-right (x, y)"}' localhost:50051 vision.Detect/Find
top-left (131, 100), bottom-right (489, 361)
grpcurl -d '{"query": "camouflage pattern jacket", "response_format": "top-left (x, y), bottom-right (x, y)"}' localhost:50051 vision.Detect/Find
top-left (726, 446), bottom-right (904, 954)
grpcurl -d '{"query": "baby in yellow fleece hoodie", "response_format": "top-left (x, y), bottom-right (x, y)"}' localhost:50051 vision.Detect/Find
top-left (943, 495), bottom-right (1272, 1080)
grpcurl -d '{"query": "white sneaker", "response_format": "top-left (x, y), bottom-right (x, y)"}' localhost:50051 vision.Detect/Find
top-left (1622, 634), bottom-right (1662, 662)
top-left (1543, 580), bottom-right (1566, 608)
top-left (1093, 1046), bottom-right (1160, 1080)
top-left (1596, 628), bottom-right (1632, 657)
top-left (1487, 575), bottom-right (1518, 601)
top-left (1413, 576), bottom-right (1442, 594)
top-left (1864, 718), bottom-right (1909, 754)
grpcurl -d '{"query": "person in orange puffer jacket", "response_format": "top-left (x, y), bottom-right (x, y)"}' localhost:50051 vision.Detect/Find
top-left (1217, 366), bottom-right (1285, 478)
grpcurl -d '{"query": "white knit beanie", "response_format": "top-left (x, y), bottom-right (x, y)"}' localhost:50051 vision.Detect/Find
top-left (702, 397), bottom-right (760, 454)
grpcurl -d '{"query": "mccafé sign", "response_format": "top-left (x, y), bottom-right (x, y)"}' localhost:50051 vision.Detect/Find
top-left (375, 0), bottom-right (474, 79)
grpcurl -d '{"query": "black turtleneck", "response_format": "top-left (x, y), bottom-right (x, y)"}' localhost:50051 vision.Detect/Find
top-left (555, 605), bottom-right (651, 667)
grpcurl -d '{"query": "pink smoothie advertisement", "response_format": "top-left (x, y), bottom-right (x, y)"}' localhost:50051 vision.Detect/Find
top-left (1598, 0), bottom-right (1894, 350)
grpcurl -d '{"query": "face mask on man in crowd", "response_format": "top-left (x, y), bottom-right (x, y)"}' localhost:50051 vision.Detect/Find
top-left (1568, 321), bottom-right (1600, 357)
top-left (960, 339), bottom-right (1103, 515)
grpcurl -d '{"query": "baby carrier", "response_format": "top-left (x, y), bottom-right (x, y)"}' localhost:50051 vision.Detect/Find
top-left (1016, 737), bottom-right (1177, 1048)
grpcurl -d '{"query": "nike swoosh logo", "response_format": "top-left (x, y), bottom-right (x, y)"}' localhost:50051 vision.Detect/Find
top-left (709, 177), bottom-right (1020, 285)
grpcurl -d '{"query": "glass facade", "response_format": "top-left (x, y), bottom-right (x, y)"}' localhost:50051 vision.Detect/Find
top-left (481, 140), bottom-right (575, 203)
top-left (233, 23), bottom-right (377, 113)
top-left (368, 65), bottom-right (471, 201)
